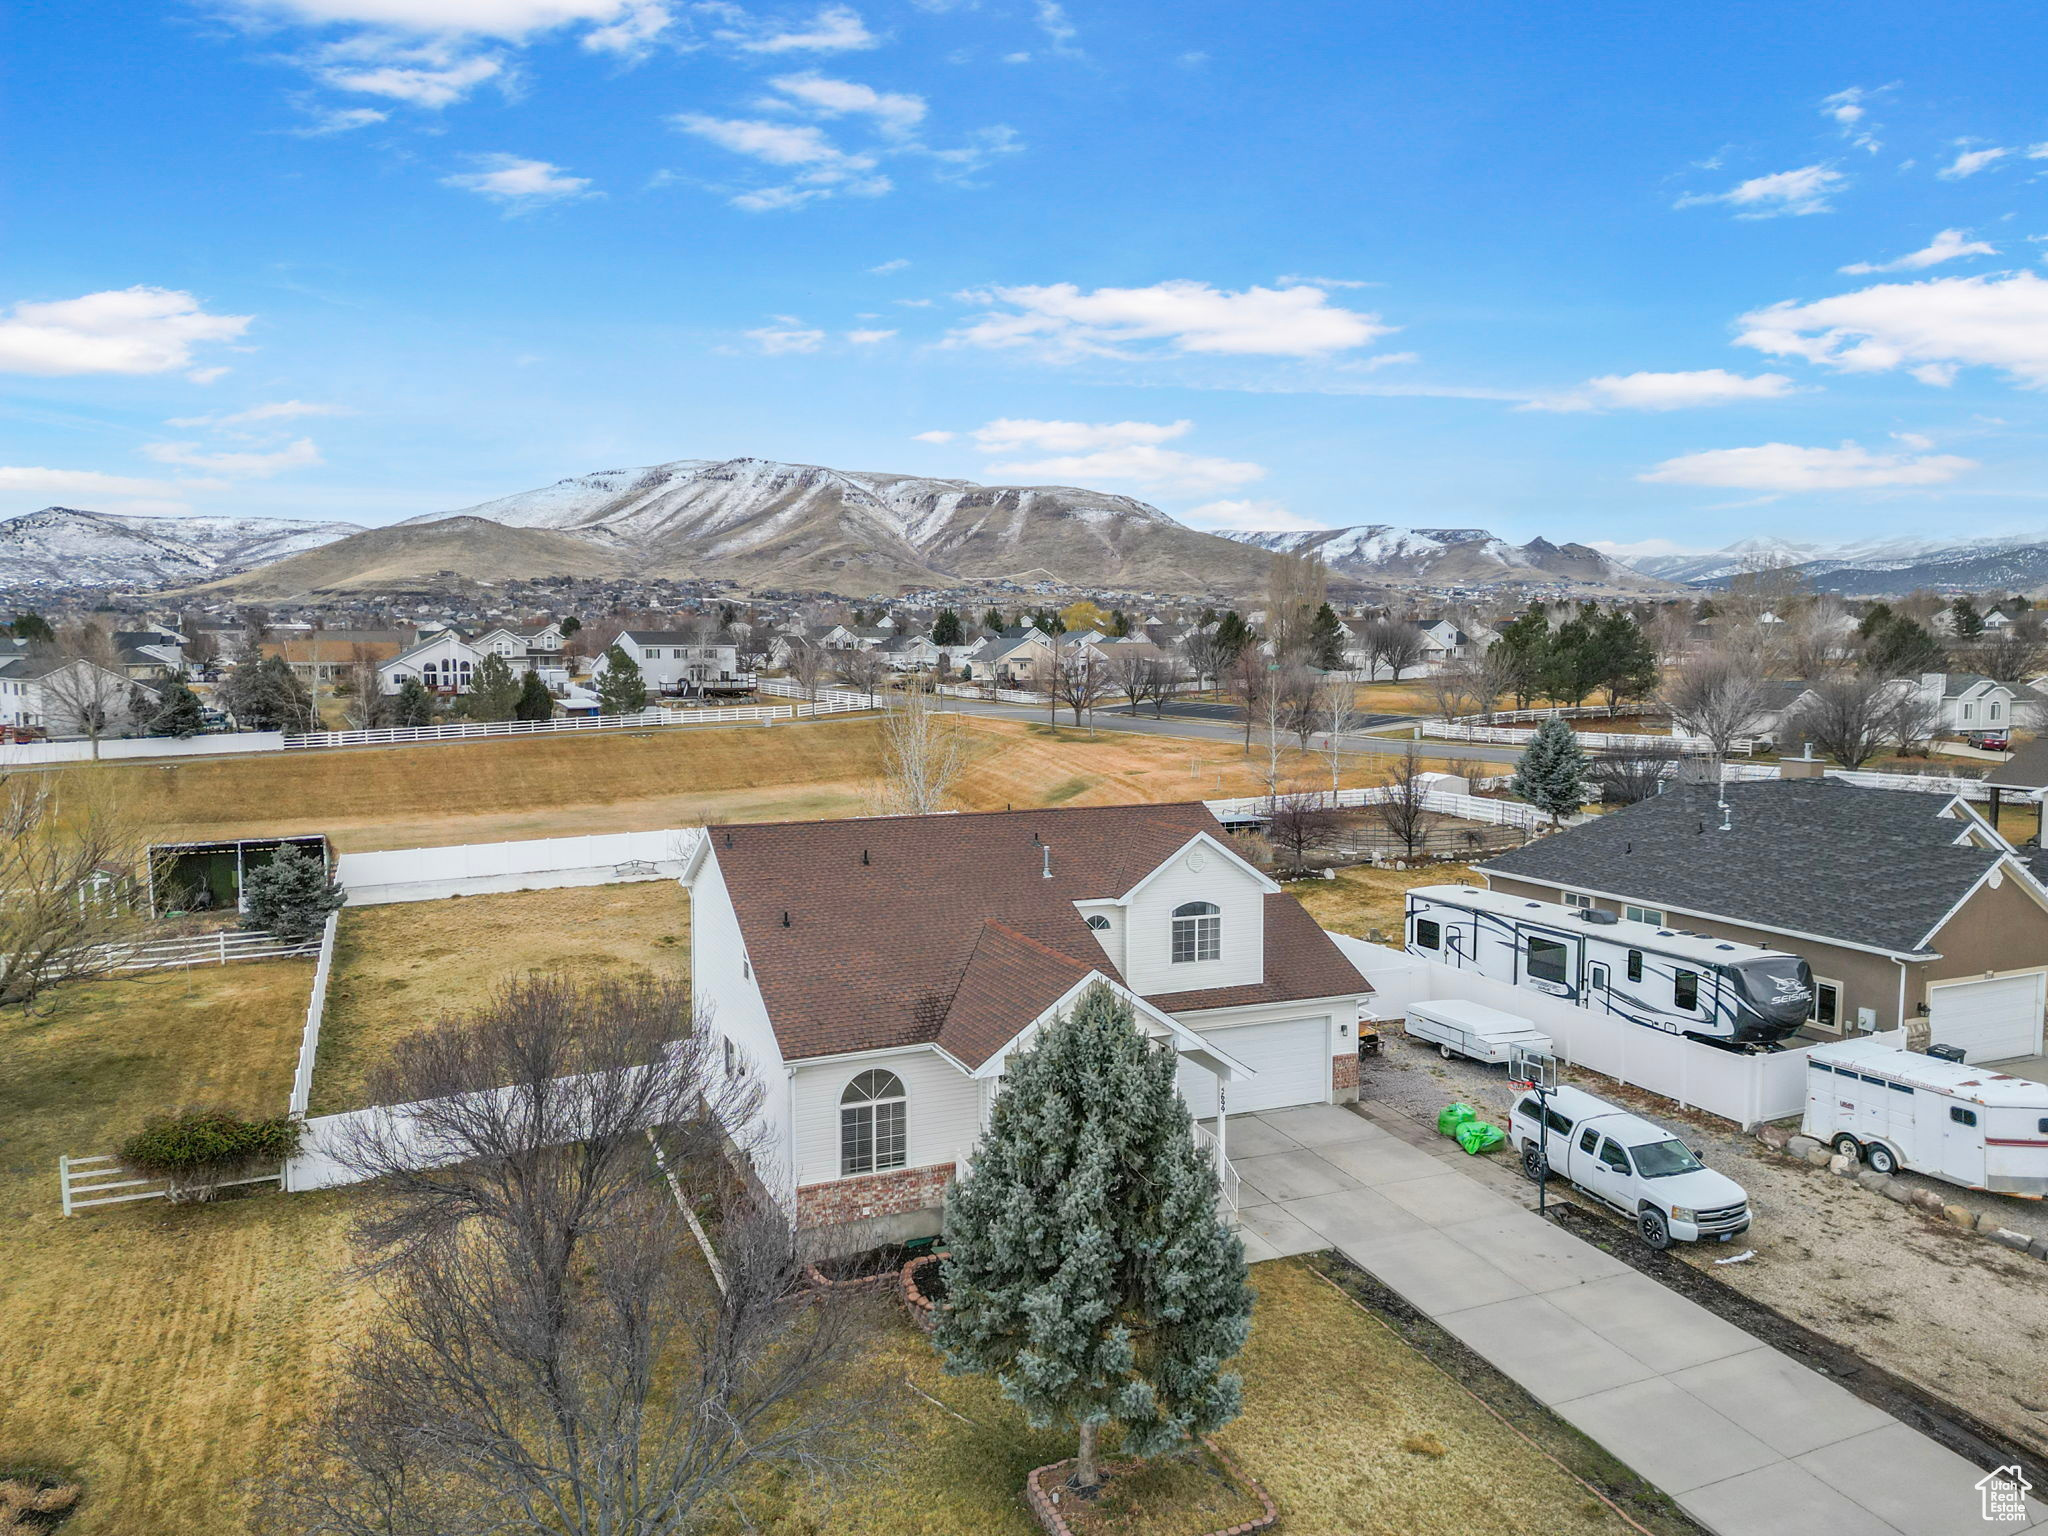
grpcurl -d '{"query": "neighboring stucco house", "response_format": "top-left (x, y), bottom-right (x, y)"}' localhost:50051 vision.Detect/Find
top-left (684, 803), bottom-right (1373, 1244)
top-left (1477, 776), bottom-right (2048, 1062)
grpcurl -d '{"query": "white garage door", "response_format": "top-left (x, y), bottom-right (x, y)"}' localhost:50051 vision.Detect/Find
top-left (1177, 1018), bottom-right (1329, 1118)
top-left (1928, 973), bottom-right (2046, 1063)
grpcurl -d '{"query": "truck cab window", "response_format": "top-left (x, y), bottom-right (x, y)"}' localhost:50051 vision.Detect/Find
top-left (1673, 969), bottom-right (1699, 1012)
top-left (1598, 1139), bottom-right (1632, 1173)
top-left (1543, 1107), bottom-right (1574, 1136)
top-left (1414, 918), bottom-right (1440, 951)
top-left (1578, 1127), bottom-right (1600, 1155)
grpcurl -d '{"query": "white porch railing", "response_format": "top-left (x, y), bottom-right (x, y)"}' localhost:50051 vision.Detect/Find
top-left (1192, 1121), bottom-right (1241, 1217)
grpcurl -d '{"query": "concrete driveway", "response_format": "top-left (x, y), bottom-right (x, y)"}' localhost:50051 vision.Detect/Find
top-left (1225, 1102), bottom-right (2046, 1536)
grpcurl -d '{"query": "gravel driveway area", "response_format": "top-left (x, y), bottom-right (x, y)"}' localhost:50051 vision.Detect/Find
top-left (1358, 1033), bottom-right (2048, 1462)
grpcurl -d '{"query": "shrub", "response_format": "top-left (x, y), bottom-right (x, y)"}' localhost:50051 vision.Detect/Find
top-left (119, 1109), bottom-right (302, 1203)
top-left (240, 843), bottom-right (343, 942)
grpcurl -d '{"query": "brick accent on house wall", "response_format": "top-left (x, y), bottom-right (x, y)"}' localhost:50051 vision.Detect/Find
top-left (1332, 1051), bottom-right (1360, 1103)
top-left (796, 1162), bottom-right (955, 1228)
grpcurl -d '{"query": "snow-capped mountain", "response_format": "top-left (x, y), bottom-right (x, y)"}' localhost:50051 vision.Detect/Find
top-left (1629, 534), bottom-right (2048, 594)
top-left (403, 457), bottom-right (1262, 593)
top-left (1220, 524), bottom-right (1670, 593)
top-left (0, 507), bottom-right (364, 590)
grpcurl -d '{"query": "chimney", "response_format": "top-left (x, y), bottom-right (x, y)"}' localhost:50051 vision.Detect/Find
top-left (1781, 755), bottom-right (1826, 780)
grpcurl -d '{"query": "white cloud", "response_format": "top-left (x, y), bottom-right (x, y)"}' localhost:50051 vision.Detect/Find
top-left (291, 105), bottom-right (390, 134)
top-left (187, 366), bottom-right (232, 384)
top-left (1840, 228), bottom-right (1996, 274)
top-left (1587, 537), bottom-right (1714, 561)
top-left (314, 45), bottom-right (506, 106)
top-left (582, 0), bottom-right (671, 53)
top-left (0, 287), bottom-right (251, 376)
top-left (141, 437), bottom-right (325, 478)
top-left (167, 399), bottom-right (349, 428)
top-left (1939, 144), bottom-right (2010, 180)
top-left (971, 418), bottom-right (1192, 452)
top-left (1181, 499), bottom-right (1325, 532)
top-left (230, 1), bottom-right (661, 38)
top-left (845, 327), bottom-right (896, 343)
top-left (765, 72), bottom-right (924, 133)
top-left (948, 280), bottom-right (1394, 360)
top-left (745, 322), bottom-right (827, 354)
top-left (443, 154), bottom-right (595, 208)
top-left (0, 466), bottom-right (181, 499)
top-left (911, 430), bottom-right (954, 443)
top-left (984, 445), bottom-right (1264, 493)
top-left (1034, 0), bottom-right (1079, 54)
top-left (727, 5), bottom-right (876, 53)
top-left (869, 258), bottom-right (909, 274)
top-left (676, 115), bottom-right (854, 166)
top-left (1638, 441), bottom-right (1975, 491)
top-left (1675, 164), bottom-right (1844, 218)
top-left (1820, 85), bottom-right (1889, 152)
top-left (1523, 369), bottom-right (1799, 413)
top-left (1736, 270), bottom-right (2048, 387)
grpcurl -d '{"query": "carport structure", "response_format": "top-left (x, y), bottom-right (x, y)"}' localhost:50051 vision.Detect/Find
top-left (147, 834), bottom-right (331, 916)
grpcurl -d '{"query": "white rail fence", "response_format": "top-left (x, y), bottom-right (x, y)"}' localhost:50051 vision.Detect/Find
top-left (1422, 718), bottom-right (1755, 756)
top-left (753, 678), bottom-right (893, 713)
top-left (288, 912), bottom-right (342, 1117)
top-left (1330, 935), bottom-right (1907, 1130)
top-left (59, 1154), bottom-right (284, 1216)
top-left (1719, 761), bottom-right (1994, 802)
top-left (1201, 779), bottom-right (1546, 831)
top-left (335, 827), bottom-right (705, 905)
top-left (98, 927), bottom-right (321, 972)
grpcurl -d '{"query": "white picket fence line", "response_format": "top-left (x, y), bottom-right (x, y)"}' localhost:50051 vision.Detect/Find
top-left (935, 682), bottom-right (1050, 705)
top-left (1422, 718), bottom-right (1755, 756)
top-left (58, 1153), bottom-right (282, 1215)
top-left (1719, 760), bottom-right (1994, 801)
top-left (98, 927), bottom-right (321, 972)
top-left (1465, 705), bottom-right (1657, 726)
top-left (283, 702), bottom-right (794, 749)
top-left (753, 678), bottom-right (894, 713)
top-left (335, 827), bottom-right (705, 905)
top-left (288, 911), bottom-right (342, 1117)
top-left (1201, 779), bottom-right (1546, 831)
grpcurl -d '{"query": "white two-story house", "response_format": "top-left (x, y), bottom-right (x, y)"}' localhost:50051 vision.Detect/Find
top-left (476, 623), bottom-right (570, 683)
top-left (378, 630), bottom-right (483, 695)
top-left (684, 802), bottom-right (1372, 1246)
top-left (596, 632), bottom-right (749, 696)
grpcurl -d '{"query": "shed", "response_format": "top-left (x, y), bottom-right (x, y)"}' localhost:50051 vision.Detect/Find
top-left (148, 835), bottom-right (332, 915)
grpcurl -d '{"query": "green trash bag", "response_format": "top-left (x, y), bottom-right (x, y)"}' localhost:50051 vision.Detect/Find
top-left (1456, 1120), bottom-right (1506, 1156)
top-left (1436, 1102), bottom-right (1478, 1138)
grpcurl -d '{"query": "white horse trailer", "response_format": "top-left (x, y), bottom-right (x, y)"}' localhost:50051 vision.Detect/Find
top-left (1801, 1037), bottom-right (2048, 1197)
top-left (1405, 885), bottom-right (1814, 1051)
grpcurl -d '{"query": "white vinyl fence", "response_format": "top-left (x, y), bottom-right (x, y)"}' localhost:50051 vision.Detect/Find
top-left (1329, 934), bottom-right (1905, 1129)
top-left (1202, 780), bottom-right (1547, 831)
top-left (98, 927), bottom-right (321, 972)
top-left (0, 731), bottom-right (286, 766)
top-left (753, 678), bottom-right (893, 713)
top-left (59, 1153), bottom-right (283, 1215)
top-left (336, 827), bottom-right (705, 905)
top-left (288, 912), bottom-right (342, 1117)
top-left (1719, 760), bottom-right (1994, 802)
top-left (283, 703), bottom-right (792, 749)
top-left (1423, 718), bottom-right (1755, 756)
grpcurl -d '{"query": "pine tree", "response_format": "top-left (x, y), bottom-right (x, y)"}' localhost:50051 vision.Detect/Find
top-left (983, 606), bottom-right (1007, 634)
top-left (932, 608), bottom-right (965, 646)
top-left (1213, 610), bottom-right (1253, 662)
top-left (1309, 602), bottom-right (1347, 671)
top-left (1950, 597), bottom-right (1985, 639)
top-left (1492, 606), bottom-right (1552, 708)
top-left (468, 652), bottom-right (521, 721)
top-left (146, 673), bottom-right (207, 738)
top-left (597, 644), bottom-right (648, 715)
top-left (393, 675), bottom-right (437, 727)
top-left (1588, 609), bottom-right (1658, 716)
top-left (560, 615), bottom-right (582, 638)
top-left (515, 669), bottom-right (554, 721)
top-left (240, 843), bottom-right (344, 941)
top-left (1108, 608), bottom-right (1132, 637)
top-left (218, 652), bottom-right (316, 731)
top-left (1512, 715), bottom-right (1590, 825)
top-left (8, 611), bottom-right (53, 642)
top-left (934, 982), bottom-right (1252, 1491)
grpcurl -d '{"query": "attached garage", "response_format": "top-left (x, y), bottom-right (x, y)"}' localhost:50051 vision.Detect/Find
top-left (1177, 1016), bottom-right (1330, 1117)
top-left (1928, 972), bottom-right (2046, 1063)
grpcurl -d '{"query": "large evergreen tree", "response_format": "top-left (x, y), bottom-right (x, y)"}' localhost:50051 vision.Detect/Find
top-left (934, 982), bottom-right (1252, 1491)
top-left (1309, 602), bottom-right (1347, 671)
top-left (1512, 715), bottom-right (1591, 825)
top-left (146, 673), bottom-right (207, 738)
top-left (1588, 609), bottom-right (1659, 716)
top-left (1864, 614), bottom-right (1945, 677)
top-left (983, 606), bottom-right (1007, 634)
top-left (468, 651), bottom-right (522, 721)
top-left (597, 644), bottom-right (648, 715)
top-left (1542, 606), bottom-right (1603, 706)
top-left (240, 844), bottom-right (344, 941)
top-left (932, 608), bottom-right (965, 646)
top-left (1212, 610), bottom-right (1254, 663)
top-left (392, 675), bottom-right (437, 727)
top-left (218, 652), bottom-right (317, 731)
top-left (1491, 606), bottom-right (1552, 708)
top-left (514, 669), bottom-right (554, 721)
top-left (7, 611), bottom-right (54, 642)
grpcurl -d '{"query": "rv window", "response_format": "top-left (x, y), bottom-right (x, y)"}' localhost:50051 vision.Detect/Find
top-left (1626, 950), bottom-right (1643, 984)
top-left (1597, 1139), bottom-right (1632, 1174)
top-left (1951, 1107), bottom-right (1978, 1127)
top-left (1673, 969), bottom-right (1699, 1011)
top-left (1860, 1075), bottom-right (1886, 1087)
top-left (1527, 936), bottom-right (1570, 986)
top-left (1889, 1081), bottom-right (1912, 1094)
top-left (1810, 1063), bottom-right (1833, 1074)
top-left (1810, 981), bottom-right (1840, 1029)
top-left (1578, 1127), bottom-right (1600, 1155)
top-left (2038, 1118), bottom-right (2048, 1135)
top-left (1414, 918), bottom-right (1441, 951)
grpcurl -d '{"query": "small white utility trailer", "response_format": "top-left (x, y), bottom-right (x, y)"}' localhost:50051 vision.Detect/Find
top-left (1405, 999), bottom-right (1552, 1066)
top-left (1801, 1037), bottom-right (2048, 1197)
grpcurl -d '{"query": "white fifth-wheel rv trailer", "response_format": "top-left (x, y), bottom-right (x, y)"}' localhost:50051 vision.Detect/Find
top-left (1801, 1037), bottom-right (2048, 1197)
top-left (1404, 885), bottom-right (1815, 1051)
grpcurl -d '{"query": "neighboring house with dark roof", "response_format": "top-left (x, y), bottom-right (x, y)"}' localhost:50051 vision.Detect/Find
top-left (684, 802), bottom-right (1372, 1243)
top-left (1478, 777), bottom-right (2048, 1062)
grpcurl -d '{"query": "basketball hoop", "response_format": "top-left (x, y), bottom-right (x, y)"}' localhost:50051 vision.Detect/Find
top-left (1508, 1044), bottom-right (1556, 1094)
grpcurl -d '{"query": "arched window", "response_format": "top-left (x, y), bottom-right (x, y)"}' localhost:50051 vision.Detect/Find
top-left (840, 1069), bottom-right (907, 1176)
top-left (1171, 901), bottom-right (1221, 964)
top-left (1085, 914), bottom-right (1111, 931)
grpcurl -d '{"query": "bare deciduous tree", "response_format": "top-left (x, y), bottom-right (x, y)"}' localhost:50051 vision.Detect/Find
top-left (0, 772), bottom-right (148, 1010)
top-left (1975, 631), bottom-right (2046, 685)
top-left (1662, 651), bottom-right (1771, 758)
top-left (1178, 628), bottom-right (1224, 692)
top-left (1370, 742), bottom-right (1432, 857)
top-left (1263, 551), bottom-right (1327, 663)
top-left (877, 679), bottom-right (970, 814)
top-left (339, 644), bottom-right (389, 730)
top-left (266, 976), bottom-right (877, 1536)
top-left (1788, 674), bottom-right (1894, 768)
top-left (1366, 619), bottom-right (1428, 682)
top-left (1316, 672), bottom-right (1360, 795)
top-left (1108, 647), bottom-right (1159, 715)
top-left (1587, 745), bottom-right (1683, 806)
top-left (1266, 791), bottom-right (1342, 875)
top-left (784, 636), bottom-right (828, 716)
top-left (1881, 681), bottom-right (1946, 756)
top-left (833, 647), bottom-right (890, 703)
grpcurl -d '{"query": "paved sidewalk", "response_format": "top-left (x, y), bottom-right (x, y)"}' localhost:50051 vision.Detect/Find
top-left (1227, 1102), bottom-right (2045, 1536)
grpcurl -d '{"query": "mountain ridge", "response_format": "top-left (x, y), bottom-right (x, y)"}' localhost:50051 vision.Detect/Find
top-left (0, 506), bottom-right (363, 590)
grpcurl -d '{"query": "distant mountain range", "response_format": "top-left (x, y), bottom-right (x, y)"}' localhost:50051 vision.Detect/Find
top-left (1218, 525), bottom-right (1669, 594)
top-left (0, 506), bottom-right (363, 590)
top-left (1629, 535), bottom-right (2048, 595)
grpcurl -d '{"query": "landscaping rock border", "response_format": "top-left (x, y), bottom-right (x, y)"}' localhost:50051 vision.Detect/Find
top-left (1754, 1122), bottom-right (2048, 1263)
top-left (1023, 1438), bottom-right (1276, 1536)
top-left (901, 1250), bottom-right (948, 1333)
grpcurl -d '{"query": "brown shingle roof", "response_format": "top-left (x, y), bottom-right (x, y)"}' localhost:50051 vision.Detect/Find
top-left (704, 803), bottom-right (1368, 1067)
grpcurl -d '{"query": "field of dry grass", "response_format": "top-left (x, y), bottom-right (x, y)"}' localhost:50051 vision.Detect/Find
top-left (0, 962), bottom-right (358, 1536)
top-left (761, 1258), bottom-right (1658, 1536)
top-left (311, 883), bottom-right (691, 1114)
top-left (1291, 863), bottom-right (1485, 941)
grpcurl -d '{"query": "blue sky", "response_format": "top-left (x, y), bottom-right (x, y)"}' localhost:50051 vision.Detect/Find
top-left (9, 0), bottom-right (2048, 557)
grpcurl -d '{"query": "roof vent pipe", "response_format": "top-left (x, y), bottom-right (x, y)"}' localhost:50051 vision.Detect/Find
top-left (862, 848), bottom-right (870, 866)
top-left (781, 910), bottom-right (790, 927)
top-left (1042, 844), bottom-right (1053, 880)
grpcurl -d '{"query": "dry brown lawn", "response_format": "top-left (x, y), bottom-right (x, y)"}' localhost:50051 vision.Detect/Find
top-left (760, 1258), bottom-right (1654, 1536)
top-left (1291, 863), bottom-right (1484, 941)
top-left (311, 883), bottom-right (691, 1113)
top-left (0, 962), bottom-right (359, 1536)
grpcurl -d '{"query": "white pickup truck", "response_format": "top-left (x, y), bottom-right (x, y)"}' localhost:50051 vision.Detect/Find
top-left (1509, 1084), bottom-right (1751, 1250)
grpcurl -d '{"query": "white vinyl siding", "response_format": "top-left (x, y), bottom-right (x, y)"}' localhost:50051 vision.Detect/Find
top-left (791, 1048), bottom-right (981, 1187)
top-left (1928, 973), bottom-right (2046, 1063)
top-left (1120, 848), bottom-right (1265, 994)
top-left (689, 852), bottom-right (793, 1202)
top-left (1176, 1015), bottom-right (1330, 1116)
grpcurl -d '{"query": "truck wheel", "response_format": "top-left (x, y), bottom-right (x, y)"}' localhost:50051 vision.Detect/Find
top-left (1439, 1043), bottom-right (1456, 1061)
top-left (1638, 1209), bottom-right (1673, 1250)
top-left (1519, 1142), bottom-right (1547, 1182)
top-left (1831, 1133), bottom-right (1863, 1162)
top-left (1866, 1143), bottom-right (1898, 1175)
